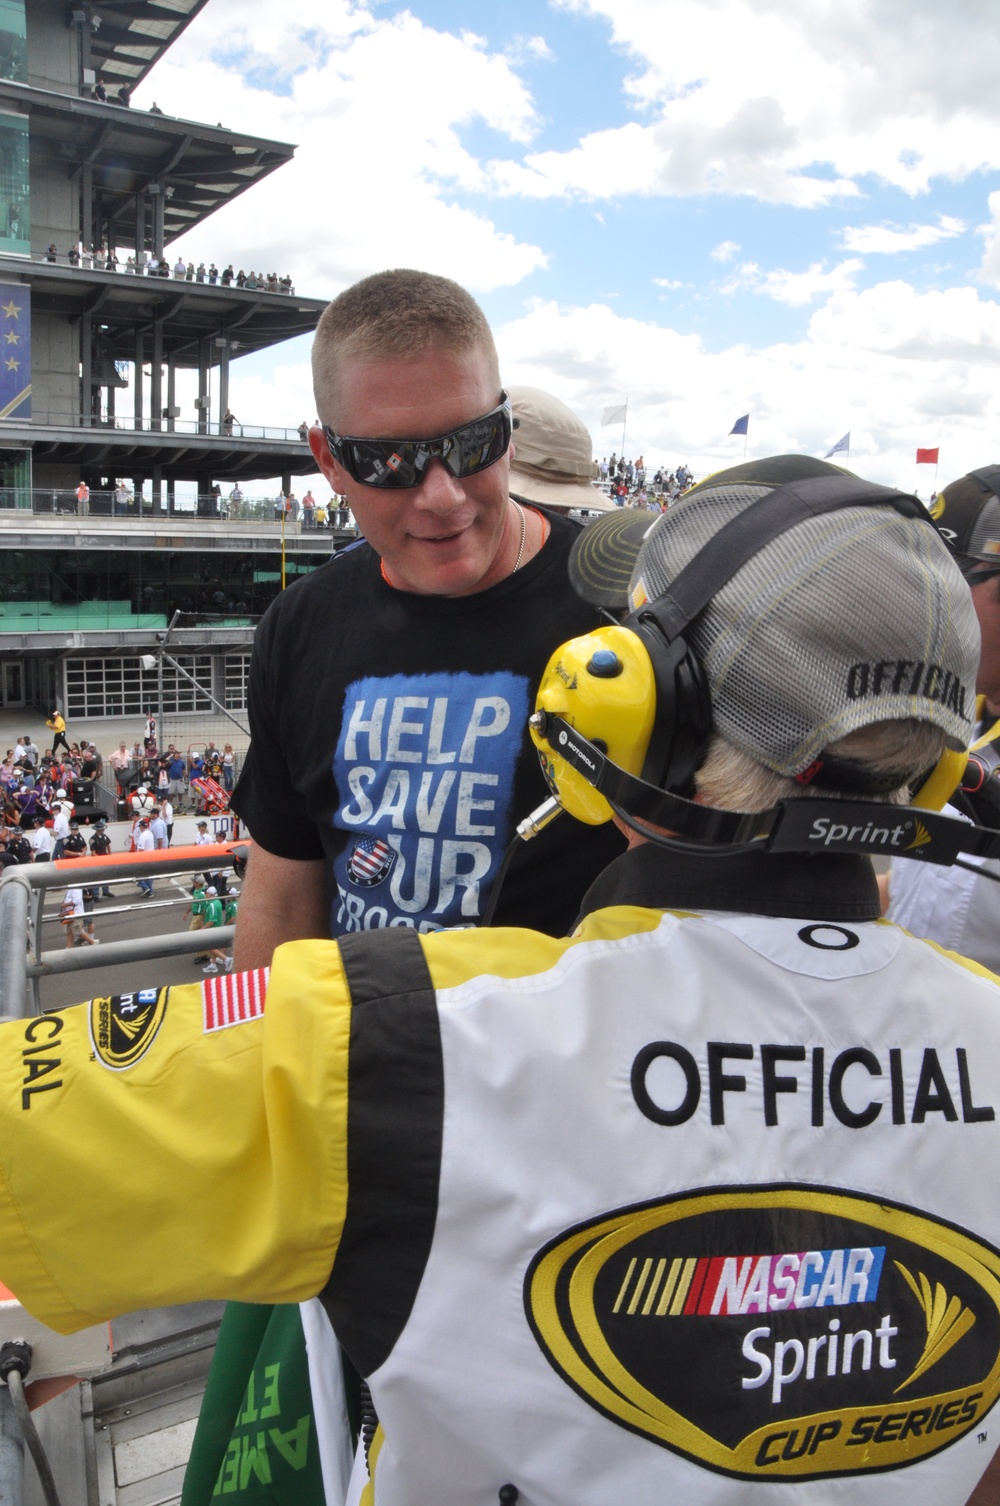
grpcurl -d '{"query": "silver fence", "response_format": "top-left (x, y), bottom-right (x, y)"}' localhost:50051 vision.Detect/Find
top-left (0, 845), bottom-right (244, 1022)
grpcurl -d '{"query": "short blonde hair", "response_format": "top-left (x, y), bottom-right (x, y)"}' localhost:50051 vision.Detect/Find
top-left (694, 720), bottom-right (949, 813)
top-left (312, 269), bottom-right (500, 421)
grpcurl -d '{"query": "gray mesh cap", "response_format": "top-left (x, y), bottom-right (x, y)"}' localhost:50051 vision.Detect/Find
top-left (589, 457), bottom-right (979, 778)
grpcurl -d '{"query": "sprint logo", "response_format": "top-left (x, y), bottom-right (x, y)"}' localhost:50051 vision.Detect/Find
top-left (808, 816), bottom-right (921, 850)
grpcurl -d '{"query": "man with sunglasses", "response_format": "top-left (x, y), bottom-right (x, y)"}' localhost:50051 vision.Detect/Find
top-left (230, 268), bottom-right (620, 960)
top-left (194, 269), bottom-right (621, 1506)
top-left (883, 466), bottom-right (1000, 966)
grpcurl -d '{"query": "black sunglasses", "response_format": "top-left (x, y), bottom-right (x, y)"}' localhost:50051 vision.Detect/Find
top-left (323, 392), bottom-right (513, 490)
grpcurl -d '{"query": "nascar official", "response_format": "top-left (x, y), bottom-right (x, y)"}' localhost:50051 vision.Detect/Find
top-left (2, 456), bottom-right (1000, 1505)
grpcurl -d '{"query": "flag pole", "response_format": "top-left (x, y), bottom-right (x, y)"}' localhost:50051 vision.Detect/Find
top-left (743, 427), bottom-right (747, 461)
top-left (620, 399), bottom-right (628, 462)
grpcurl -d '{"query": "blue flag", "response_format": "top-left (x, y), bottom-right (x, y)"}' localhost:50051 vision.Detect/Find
top-left (729, 413), bottom-right (749, 437)
top-left (823, 432), bottom-right (850, 460)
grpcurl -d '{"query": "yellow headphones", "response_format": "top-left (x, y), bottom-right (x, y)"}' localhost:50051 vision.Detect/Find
top-left (531, 626), bottom-right (658, 825)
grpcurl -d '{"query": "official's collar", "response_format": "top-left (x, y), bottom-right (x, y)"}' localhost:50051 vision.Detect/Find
top-left (579, 841), bottom-right (880, 924)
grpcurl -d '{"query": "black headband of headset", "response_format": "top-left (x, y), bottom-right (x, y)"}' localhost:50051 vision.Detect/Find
top-left (537, 712), bottom-right (1000, 868)
top-left (624, 473), bottom-right (934, 644)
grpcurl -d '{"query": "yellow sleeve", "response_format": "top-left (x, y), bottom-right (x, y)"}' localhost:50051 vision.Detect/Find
top-left (0, 940), bottom-right (351, 1334)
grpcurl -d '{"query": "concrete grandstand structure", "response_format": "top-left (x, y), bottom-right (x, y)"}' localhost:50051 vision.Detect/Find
top-left (0, 0), bottom-right (336, 721)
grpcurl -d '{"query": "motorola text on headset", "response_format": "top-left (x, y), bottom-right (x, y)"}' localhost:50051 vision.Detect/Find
top-left (525, 473), bottom-right (1000, 873)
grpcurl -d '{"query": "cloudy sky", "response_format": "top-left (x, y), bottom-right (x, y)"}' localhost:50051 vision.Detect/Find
top-left (135, 0), bottom-right (1000, 493)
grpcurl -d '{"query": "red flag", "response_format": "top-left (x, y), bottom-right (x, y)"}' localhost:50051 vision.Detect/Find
top-left (916, 447), bottom-right (939, 464)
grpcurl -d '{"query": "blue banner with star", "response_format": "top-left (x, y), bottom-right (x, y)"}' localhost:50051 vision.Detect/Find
top-left (0, 282), bottom-right (29, 417)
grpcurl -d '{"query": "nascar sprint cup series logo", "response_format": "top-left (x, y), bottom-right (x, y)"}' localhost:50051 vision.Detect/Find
top-left (525, 1186), bottom-right (1000, 1480)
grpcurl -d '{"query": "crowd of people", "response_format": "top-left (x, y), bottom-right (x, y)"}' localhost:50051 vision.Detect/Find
top-left (0, 715), bottom-right (240, 844)
top-left (597, 452), bottom-right (694, 509)
top-left (0, 716), bottom-right (240, 967)
top-left (41, 243), bottom-right (295, 292)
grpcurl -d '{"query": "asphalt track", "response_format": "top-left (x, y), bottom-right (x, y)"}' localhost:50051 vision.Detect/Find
top-left (36, 870), bottom-right (234, 1012)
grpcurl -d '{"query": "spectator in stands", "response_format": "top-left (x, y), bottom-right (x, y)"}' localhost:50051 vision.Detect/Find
top-left (108, 741), bottom-right (131, 796)
top-left (301, 489), bottom-right (315, 529)
top-left (221, 265), bottom-right (234, 285)
top-left (173, 255), bottom-right (186, 280)
top-left (149, 101), bottom-right (164, 114)
top-left (221, 744), bottom-right (235, 793)
top-left (93, 79), bottom-right (107, 102)
top-left (222, 408), bottom-right (236, 436)
top-left (208, 263), bottom-right (218, 283)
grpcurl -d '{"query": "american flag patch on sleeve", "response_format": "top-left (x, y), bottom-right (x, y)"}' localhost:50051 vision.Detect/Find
top-left (202, 967), bottom-right (269, 1033)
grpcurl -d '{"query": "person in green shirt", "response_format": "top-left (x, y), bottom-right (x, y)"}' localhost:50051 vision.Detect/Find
top-left (201, 887), bottom-right (231, 975)
top-left (185, 881), bottom-right (209, 966)
top-left (224, 886), bottom-right (239, 926)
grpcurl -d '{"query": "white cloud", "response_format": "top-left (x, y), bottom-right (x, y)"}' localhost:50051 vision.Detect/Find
top-left (653, 277), bottom-right (686, 289)
top-left (506, 35), bottom-right (555, 64)
top-left (484, 0), bottom-right (1000, 207)
top-left (491, 278), bottom-right (1000, 487)
top-left (131, 0), bottom-right (547, 293)
top-left (710, 240), bottom-right (740, 263)
top-left (841, 216), bottom-right (965, 254)
top-left (719, 259), bottom-right (864, 307)
top-left (977, 191), bottom-right (1000, 287)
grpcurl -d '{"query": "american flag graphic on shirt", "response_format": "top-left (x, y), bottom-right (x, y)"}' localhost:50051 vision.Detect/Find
top-left (347, 833), bottom-right (396, 887)
top-left (202, 967), bottom-right (269, 1033)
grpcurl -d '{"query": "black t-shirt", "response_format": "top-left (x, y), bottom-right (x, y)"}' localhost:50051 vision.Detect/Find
top-left (232, 509), bottom-right (623, 937)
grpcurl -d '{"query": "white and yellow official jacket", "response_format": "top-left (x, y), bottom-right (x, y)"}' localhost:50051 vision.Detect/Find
top-left (2, 845), bottom-right (1000, 1505)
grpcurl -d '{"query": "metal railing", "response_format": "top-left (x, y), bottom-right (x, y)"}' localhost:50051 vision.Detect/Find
top-left (32, 252), bottom-right (296, 294)
top-left (0, 411), bottom-right (309, 443)
top-left (0, 488), bottom-right (355, 527)
top-left (0, 843), bottom-right (244, 1020)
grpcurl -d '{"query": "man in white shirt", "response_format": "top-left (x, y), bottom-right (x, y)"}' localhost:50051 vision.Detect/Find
top-left (51, 802), bottom-right (70, 860)
top-left (149, 808), bottom-right (168, 851)
top-left (134, 817), bottom-right (155, 896)
top-left (30, 823), bottom-right (52, 862)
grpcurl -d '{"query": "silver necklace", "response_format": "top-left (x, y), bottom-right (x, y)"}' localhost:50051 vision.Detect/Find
top-left (511, 499), bottom-right (527, 572)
